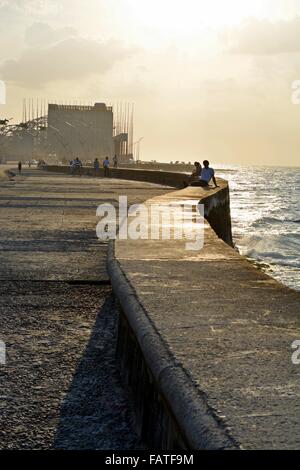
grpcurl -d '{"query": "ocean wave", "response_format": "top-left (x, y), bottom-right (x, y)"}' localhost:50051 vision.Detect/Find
top-left (250, 216), bottom-right (300, 226)
top-left (223, 165), bottom-right (300, 290)
top-left (236, 232), bottom-right (300, 270)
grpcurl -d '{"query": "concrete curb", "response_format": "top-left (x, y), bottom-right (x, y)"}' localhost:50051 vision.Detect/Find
top-left (107, 242), bottom-right (240, 450)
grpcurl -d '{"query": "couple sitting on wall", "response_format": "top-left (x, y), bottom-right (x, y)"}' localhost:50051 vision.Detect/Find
top-left (186, 160), bottom-right (219, 188)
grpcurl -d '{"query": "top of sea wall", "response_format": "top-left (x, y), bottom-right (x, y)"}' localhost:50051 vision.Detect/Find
top-left (43, 165), bottom-right (233, 245)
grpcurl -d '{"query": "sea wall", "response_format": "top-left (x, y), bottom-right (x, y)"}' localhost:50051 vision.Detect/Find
top-left (43, 165), bottom-right (300, 450)
top-left (43, 165), bottom-right (233, 246)
top-left (43, 165), bottom-right (185, 185)
top-left (107, 182), bottom-right (238, 449)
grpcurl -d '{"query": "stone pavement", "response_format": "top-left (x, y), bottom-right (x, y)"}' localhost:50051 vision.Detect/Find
top-left (0, 166), bottom-right (172, 449)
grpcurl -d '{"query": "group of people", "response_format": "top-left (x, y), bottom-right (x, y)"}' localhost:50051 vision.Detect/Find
top-left (69, 156), bottom-right (218, 187)
top-left (70, 155), bottom-right (119, 177)
top-left (69, 157), bottom-right (83, 175)
top-left (93, 155), bottom-right (118, 177)
top-left (186, 160), bottom-right (218, 188)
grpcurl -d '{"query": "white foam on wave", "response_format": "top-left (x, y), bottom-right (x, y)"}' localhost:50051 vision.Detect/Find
top-left (217, 166), bottom-right (300, 290)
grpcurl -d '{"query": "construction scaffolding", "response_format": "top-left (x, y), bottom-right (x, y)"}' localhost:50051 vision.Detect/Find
top-left (0, 99), bottom-right (135, 164)
top-left (112, 102), bottom-right (134, 162)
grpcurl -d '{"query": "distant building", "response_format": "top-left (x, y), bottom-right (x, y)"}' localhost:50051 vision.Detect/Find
top-left (0, 100), bottom-right (134, 164)
top-left (47, 102), bottom-right (113, 161)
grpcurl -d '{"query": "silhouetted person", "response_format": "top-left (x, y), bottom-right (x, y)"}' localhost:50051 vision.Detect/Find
top-left (18, 161), bottom-right (22, 173)
top-left (73, 157), bottom-right (82, 176)
top-left (70, 159), bottom-right (75, 175)
top-left (94, 158), bottom-right (100, 176)
top-left (113, 154), bottom-right (118, 168)
top-left (188, 161), bottom-right (202, 184)
top-left (182, 161), bottom-right (202, 187)
top-left (103, 157), bottom-right (110, 177)
top-left (191, 160), bottom-right (218, 188)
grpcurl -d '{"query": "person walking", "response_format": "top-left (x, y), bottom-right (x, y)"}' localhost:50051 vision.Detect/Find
top-left (103, 157), bottom-right (110, 177)
top-left (113, 154), bottom-right (118, 168)
top-left (18, 161), bottom-right (22, 173)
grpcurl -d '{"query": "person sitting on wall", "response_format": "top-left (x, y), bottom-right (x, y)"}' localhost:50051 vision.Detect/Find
top-left (191, 160), bottom-right (219, 188)
top-left (103, 157), bottom-right (110, 177)
top-left (73, 157), bottom-right (82, 176)
top-left (188, 161), bottom-right (202, 184)
top-left (182, 161), bottom-right (202, 187)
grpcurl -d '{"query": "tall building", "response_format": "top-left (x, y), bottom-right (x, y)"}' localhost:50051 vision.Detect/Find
top-left (47, 102), bottom-right (113, 161)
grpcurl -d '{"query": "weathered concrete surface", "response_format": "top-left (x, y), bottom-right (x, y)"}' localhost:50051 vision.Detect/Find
top-left (0, 165), bottom-right (172, 281)
top-left (0, 166), bottom-right (172, 449)
top-left (110, 185), bottom-right (300, 449)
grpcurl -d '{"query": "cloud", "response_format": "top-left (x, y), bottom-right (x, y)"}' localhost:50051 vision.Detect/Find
top-left (223, 16), bottom-right (300, 55)
top-left (25, 22), bottom-right (77, 46)
top-left (0, 35), bottom-right (135, 87)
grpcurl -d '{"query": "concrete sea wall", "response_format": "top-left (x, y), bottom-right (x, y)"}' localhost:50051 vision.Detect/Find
top-left (43, 165), bottom-right (185, 186)
top-left (43, 165), bottom-right (300, 450)
top-left (44, 165), bottom-right (233, 246)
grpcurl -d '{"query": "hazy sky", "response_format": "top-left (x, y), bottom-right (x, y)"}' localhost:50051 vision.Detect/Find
top-left (0, 0), bottom-right (300, 166)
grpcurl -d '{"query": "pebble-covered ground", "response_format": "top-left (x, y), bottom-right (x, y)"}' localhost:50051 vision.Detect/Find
top-left (0, 167), bottom-right (171, 449)
top-left (0, 281), bottom-right (142, 449)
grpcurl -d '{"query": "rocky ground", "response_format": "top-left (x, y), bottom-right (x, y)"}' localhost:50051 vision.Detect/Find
top-left (0, 166), bottom-right (170, 449)
top-left (0, 281), bottom-right (143, 449)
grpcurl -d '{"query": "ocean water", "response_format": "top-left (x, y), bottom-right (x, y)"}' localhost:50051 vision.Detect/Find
top-left (216, 166), bottom-right (300, 291)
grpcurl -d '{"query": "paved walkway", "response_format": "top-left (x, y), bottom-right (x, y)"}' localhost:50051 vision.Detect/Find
top-left (0, 166), bottom-right (171, 281)
top-left (0, 166), bottom-right (171, 449)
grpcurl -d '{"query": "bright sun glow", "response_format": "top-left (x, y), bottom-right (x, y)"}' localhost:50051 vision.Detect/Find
top-left (127, 0), bottom-right (265, 33)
